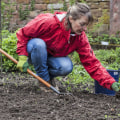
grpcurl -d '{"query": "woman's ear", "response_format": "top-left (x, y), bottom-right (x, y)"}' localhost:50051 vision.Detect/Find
top-left (69, 16), bottom-right (73, 23)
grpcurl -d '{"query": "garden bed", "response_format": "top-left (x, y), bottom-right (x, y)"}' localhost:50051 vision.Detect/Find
top-left (0, 72), bottom-right (120, 120)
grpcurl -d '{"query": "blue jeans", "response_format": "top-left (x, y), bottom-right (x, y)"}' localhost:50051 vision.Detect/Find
top-left (27, 38), bottom-right (73, 81)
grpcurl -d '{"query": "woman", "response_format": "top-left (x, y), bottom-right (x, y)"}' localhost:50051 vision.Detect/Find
top-left (16, 3), bottom-right (120, 92)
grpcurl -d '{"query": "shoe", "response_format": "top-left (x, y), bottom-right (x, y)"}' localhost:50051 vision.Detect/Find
top-left (48, 78), bottom-right (59, 91)
top-left (36, 80), bottom-right (52, 92)
top-left (48, 78), bottom-right (56, 87)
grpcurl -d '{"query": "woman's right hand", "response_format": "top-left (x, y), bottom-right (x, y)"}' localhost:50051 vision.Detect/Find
top-left (17, 56), bottom-right (29, 72)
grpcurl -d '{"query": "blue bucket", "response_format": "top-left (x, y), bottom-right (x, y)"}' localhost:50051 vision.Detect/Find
top-left (95, 69), bottom-right (120, 96)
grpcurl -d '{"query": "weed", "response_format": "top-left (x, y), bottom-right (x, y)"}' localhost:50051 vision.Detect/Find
top-left (30, 0), bottom-right (35, 11)
top-left (18, 4), bottom-right (30, 21)
top-left (1, 0), bottom-right (15, 30)
top-left (14, 83), bottom-right (18, 87)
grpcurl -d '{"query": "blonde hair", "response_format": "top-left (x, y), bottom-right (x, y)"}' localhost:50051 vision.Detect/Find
top-left (65, 2), bottom-right (93, 30)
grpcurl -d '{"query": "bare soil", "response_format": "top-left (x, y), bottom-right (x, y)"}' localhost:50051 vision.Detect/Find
top-left (0, 72), bottom-right (120, 120)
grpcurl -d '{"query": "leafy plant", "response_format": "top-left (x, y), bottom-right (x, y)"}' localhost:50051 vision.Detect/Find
top-left (109, 35), bottom-right (120, 44)
top-left (1, 30), bottom-right (35, 72)
top-left (70, 0), bottom-right (75, 6)
top-left (2, 30), bottom-right (11, 38)
top-left (30, 0), bottom-right (35, 11)
top-left (70, 52), bottom-right (80, 64)
top-left (63, 0), bottom-right (67, 11)
top-left (94, 49), bottom-right (116, 64)
top-left (50, 5), bottom-right (54, 13)
top-left (78, 0), bottom-right (86, 3)
top-left (67, 64), bottom-right (93, 85)
top-left (115, 47), bottom-right (120, 64)
top-left (87, 33), bottom-right (120, 44)
top-left (18, 4), bottom-right (30, 20)
top-left (1, 30), bottom-right (18, 72)
top-left (1, 0), bottom-right (15, 30)
top-left (87, 33), bottom-right (95, 43)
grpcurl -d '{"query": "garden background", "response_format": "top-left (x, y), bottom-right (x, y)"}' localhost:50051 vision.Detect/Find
top-left (0, 0), bottom-right (120, 91)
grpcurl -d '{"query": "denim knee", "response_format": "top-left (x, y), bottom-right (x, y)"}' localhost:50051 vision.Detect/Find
top-left (48, 57), bottom-right (73, 77)
top-left (27, 38), bottom-right (46, 54)
top-left (59, 60), bottom-right (73, 76)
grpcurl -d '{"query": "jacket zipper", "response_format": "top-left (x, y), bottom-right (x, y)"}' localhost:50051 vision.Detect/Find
top-left (68, 36), bottom-right (70, 44)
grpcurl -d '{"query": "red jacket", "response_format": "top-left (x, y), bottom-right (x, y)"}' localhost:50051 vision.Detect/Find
top-left (16, 12), bottom-right (116, 90)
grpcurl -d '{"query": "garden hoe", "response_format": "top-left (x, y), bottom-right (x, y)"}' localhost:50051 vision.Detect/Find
top-left (0, 48), bottom-right (72, 95)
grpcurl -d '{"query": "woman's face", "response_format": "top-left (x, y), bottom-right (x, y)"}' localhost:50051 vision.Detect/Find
top-left (69, 15), bottom-right (88, 35)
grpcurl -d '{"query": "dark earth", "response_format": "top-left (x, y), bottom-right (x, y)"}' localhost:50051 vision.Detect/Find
top-left (0, 72), bottom-right (120, 120)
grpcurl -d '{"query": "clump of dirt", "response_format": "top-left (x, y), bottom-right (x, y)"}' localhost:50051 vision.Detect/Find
top-left (0, 72), bottom-right (120, 120)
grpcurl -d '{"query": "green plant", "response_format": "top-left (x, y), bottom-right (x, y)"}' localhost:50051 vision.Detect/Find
top-left (50, 5), bottom-right (54, 13)
top-left (1, 30), bottom-right (35, 72)
top-left (30, 0), bottom-right (35, 11)
top-left (1, 0), bottom-right (15, 30)
top-left (67, 64), bottom-right (93, 85)
top-left (87, 33), bottom-right (95, 43)
top-left (2, 30), bottom-right (18, 72)
top-left (94, 49), bottom-right (120, 70)
top-left (70, 0), bottom-right (75, 6)
top-left (109, 35), bottom-right (120, 44)
top-left (18, 4), bottom-right (30, 20)
top-left (87, 32), bottom-right (120, 44)
top-left (116, 31), bottom-right (120, 38)
top-left (70, 52), bottom-right (80, 64)
top-left (100, 34), bottom-right (110, 42)
top-left (63, 0), bottom-right (67, 11)
top-left (78, 0), bottom-right (86, 3)
top-left (115, 47), bottom-right (120, 64)
top-left (67, 86), bottom-right (72, 92)
top-left (94, 49), bottom-right (115, 62)
top-left (2, 30), bottom-right (11, 38)
top-left (105, 115), bottom-right (108, 119)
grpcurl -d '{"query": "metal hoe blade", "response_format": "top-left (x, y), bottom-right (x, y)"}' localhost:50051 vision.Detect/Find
top-left (50, 86), bottom-right (72, 95)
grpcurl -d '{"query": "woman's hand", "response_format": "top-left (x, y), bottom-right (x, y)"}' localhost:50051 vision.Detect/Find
top-left (111, 82), bottom-right (120, 92)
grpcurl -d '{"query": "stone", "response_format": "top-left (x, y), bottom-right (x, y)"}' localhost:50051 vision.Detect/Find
top-left (29, 11), bottom-right (40, 18)
top-left (35, 4), bottom-right (47, 10)
top-left (47, 3), bottom-right (63, 10)
top-left (16, 0), bottom-right (30, 4)
top-left (35, 0), bottom-right (44, 4)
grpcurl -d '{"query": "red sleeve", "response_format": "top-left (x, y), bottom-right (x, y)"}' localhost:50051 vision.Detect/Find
top-left (76, 32), bottom-right (116, 90)
top-left (16, 14), bottom-right (52, 56)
